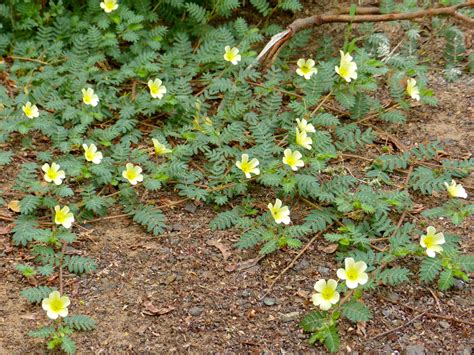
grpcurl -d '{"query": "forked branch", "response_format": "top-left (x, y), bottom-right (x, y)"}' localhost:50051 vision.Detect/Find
top-left (256, 1), bottom-right (474, 68)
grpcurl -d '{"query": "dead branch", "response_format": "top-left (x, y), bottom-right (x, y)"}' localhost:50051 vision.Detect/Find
top-left (256, 1), bottom-right (474, 68)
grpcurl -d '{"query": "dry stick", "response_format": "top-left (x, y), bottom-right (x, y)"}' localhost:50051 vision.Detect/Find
top-left (59, 242), bottom-right (67, 295)
top-left (371, 311), bottom-right (429, 340)
top-left (261, 228), bottom-right (331, 298)
top-left (380, 295), bottom-right (474, 326)
top-left (7, 55), bottom-right (50, 65)
top-left (256, 2), bottom-right (474, 67)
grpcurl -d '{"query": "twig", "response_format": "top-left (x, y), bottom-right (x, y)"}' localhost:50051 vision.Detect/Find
top-left (8, 55), bottom-right (50, 65)
top-left (256, 2), bottom-right (474, 67)
top-left (380, 295), bottom-right (474, 326)
top-left (453, 11), bottom-right (474, 28)
top-left (59, 242), bottom-right (66, 295)
top-left (261, 228), bottom-right (331, 298)
top-left (428, 288), bottom-right (443, 313)
top-left (371, 311), bottom-right (428, 339)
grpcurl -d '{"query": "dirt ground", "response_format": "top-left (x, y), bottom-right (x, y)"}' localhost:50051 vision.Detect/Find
top-left (1, 2), bottom-right (474, 354)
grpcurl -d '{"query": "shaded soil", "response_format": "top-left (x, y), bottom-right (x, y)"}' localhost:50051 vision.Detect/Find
top-left (1, 2), bottom-right (473, 353)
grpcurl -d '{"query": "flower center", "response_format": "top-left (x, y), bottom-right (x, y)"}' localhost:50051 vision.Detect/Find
top-left (300, 66), bottom-right (311, 74)
top-left (286, 155), bottom-right (297, 166)
top-left (346, 266), bottom-right (359, 281)
top-left (47, 170), bottom-right (58, 180)
top-left (56, 210), bottom-right (67, 223)
top-left (424, 235), bottom-right (434, 248)
top-left (125, 170), bottom-right (138, 181)
top-left (339, 65), bottom-right (349, 78)
top-left (49, 298), bottom-right (64, 313)
top-left (24, 107), bottom-right (32, 116)
top-left (225, 52), bottom-right (235, 61)
top-left (85, 150), bottom-right (95, 161)
top-left (321, 287), bottom-right (334, 300)
top-left (240, 161), bottom-right (252, 173)
top-left (84, 94), bottom-right (92, 103)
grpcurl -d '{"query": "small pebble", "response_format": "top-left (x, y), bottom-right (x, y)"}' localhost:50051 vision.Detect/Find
top-left (439, 320), bottom-right (450, 329)
top-left (188, 306), bottom-right (204, 316)
top-left (294, 259), bottom-right (309, 271)
top-left (317, 266), bottom-right (331, 276)
top-left (184, 203), bottom-right (197, 213)
top-left (281, 311), bottom-right (300, 322)
top-left (263, 297), bottom-right (276, 306)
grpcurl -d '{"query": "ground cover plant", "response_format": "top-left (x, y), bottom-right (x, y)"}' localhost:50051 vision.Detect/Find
top-left (0, 0), bottom-right (473, 353)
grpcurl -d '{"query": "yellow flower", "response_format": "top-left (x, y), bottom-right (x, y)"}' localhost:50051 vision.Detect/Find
top-left (444, 179), bottom-right (467, 199)
top-left (337, 257), bottom-right (368, 289)
top-left (42, 291), bottom-right (70, 320)
top-left (224, 46), bottom-right (241, 65)
top-left (152, 138), bottom-right (172, 155)
top-left (282, 149), bottom-right (304, 171)
top-left (296, 118), bottom-right (315, 133)
top-left (22, 102), bottom-right (39, 119)
top-left (82, 87), bottom-right (99, 107)
top-left (406, 78), bottom-right (420, 101)
top-left (54, 205), bottom-right (75, 229)
top-left (420, 226), bottom-right (445, 258)
top-left (295, 128), bottom-right (312, 150)
top-left (296, 58), bottom-right (317, 80)
top-left (122, 163), bottom-right (143, 185)
top-left (82, 143), bottom-right (103, 164)
top-left (267, 198), bottom-right (291, 225)
top-left (148, 79), bottom-right (167, 99)
top-left (100, 0), bottom-right (119, 13)
top-left (235, 154), bottom-right (260, 179)
top-left (41, 163), bottom-right (65, 185)
top-left (312, 279), bottom-right (340, 311)
top-left (335, 50), bottom-right (357, 82)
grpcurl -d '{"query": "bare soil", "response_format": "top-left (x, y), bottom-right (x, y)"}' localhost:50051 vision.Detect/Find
top-left (1, 2), bottom-right (473, 353)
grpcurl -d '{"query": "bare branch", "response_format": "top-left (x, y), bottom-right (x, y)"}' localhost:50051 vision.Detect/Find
top-left (256, 1), bottom-right (474, 68)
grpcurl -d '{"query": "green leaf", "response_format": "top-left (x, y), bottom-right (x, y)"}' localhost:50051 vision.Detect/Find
top-left (300, 311), bottom-right (324, 332)
top-left (29, 326), bottom-right (56, 338)
top-left (323, 325), bottom-right (340, 352)
top-left (341, 300), bottom-right (372, 322)
top-left (64, 315), bottom-right (96, 331)
top-left (21, 286), bottom-right (56, 304)
top-left (377, 267), bottom-right (411, 286)
top-left (20, 195), bottom-right (41, 215)
top-left (438, 268), bottom-right (455, 291)
top-left (61, 336), bottom-right (76, 354)
top-left (419, 257), bottom-right (442, 282)
top-left (459, 255), bottom-right (474, 272)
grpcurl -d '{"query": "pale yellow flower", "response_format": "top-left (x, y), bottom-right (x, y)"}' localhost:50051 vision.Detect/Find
top-left (42, 291), bottom-right (70, 320)
top-left (22, 102), bottom-right (39, 119)
top-left (41, 163), bottom-right (65, 185)
top-left (312, 279), bottom-right (340, 311)
top-left (152, 138), bottom-right (172, 155)
top-left (82, 87), bottom-right (99, 107)
top-left (420, 226), bottom-right (445, 258)
top-left (122, 163), bottom-right (143, 185)
top-left (406, 78), bottom-right (420, 101)
top-left (296, 118), bottom-right (315, 133)
top-left (268, 198), bottom-right (291, 225)
top-left (100, 0), bottom-right (119, 13)
top-left (444, 179), bottom-right (467, 199)
top-left (335, 50), bottom-right (357, 82)
top-left (282, 149), bottom-right (304, 171)
top-left (223, 46), bottom-right (241, 65)
top-left (235, 154), bottom-right (260, 179)
top-left (296, 58), bottom-right (317, 80)
top-left (295, 128), bottom-right (312, 150)
top-left (337, 257), bottom-right (368, 289)
top-left (54, 205), bottom-right (75, 229)
top-left (148, 79), bottom-right (167, 99)
top-left (82, 143), bottom-right (103, 164)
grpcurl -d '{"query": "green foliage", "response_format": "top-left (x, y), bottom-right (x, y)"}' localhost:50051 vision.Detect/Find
top-left (341, 300), bottom-right (372, 322)
top-left (2, 0), bottom-right (473, 353)
top-left (21, 286), bottom-right (56, 304)
top-left (64, 315), bottom-right (97, 331)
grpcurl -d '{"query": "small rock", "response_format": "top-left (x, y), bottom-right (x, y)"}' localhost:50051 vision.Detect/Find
top-left (454, 279), bottom-right (466, 290)
top-left (439, 320), bottom-right (450, 329)
top-left (405, 344), bottom-right (425, 355)
top-left (241, 289), bottom-right (251, 298)
top-left (317, 266), bottom-right (331, 276)
top-left (281, 311), bottom-right (300, 322)
top-left (263, 297), bottom-right (276, 306)
top-left (184, 203), bottom-right (197, 214)
top-left (294, 259), bottom-right (309, 271)
top-left (387, 291), bottom-right (400, 302)
top-left (188, 306), bottom-right (204, 316)
top-left (172, 223), bottom-right (185, 231)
